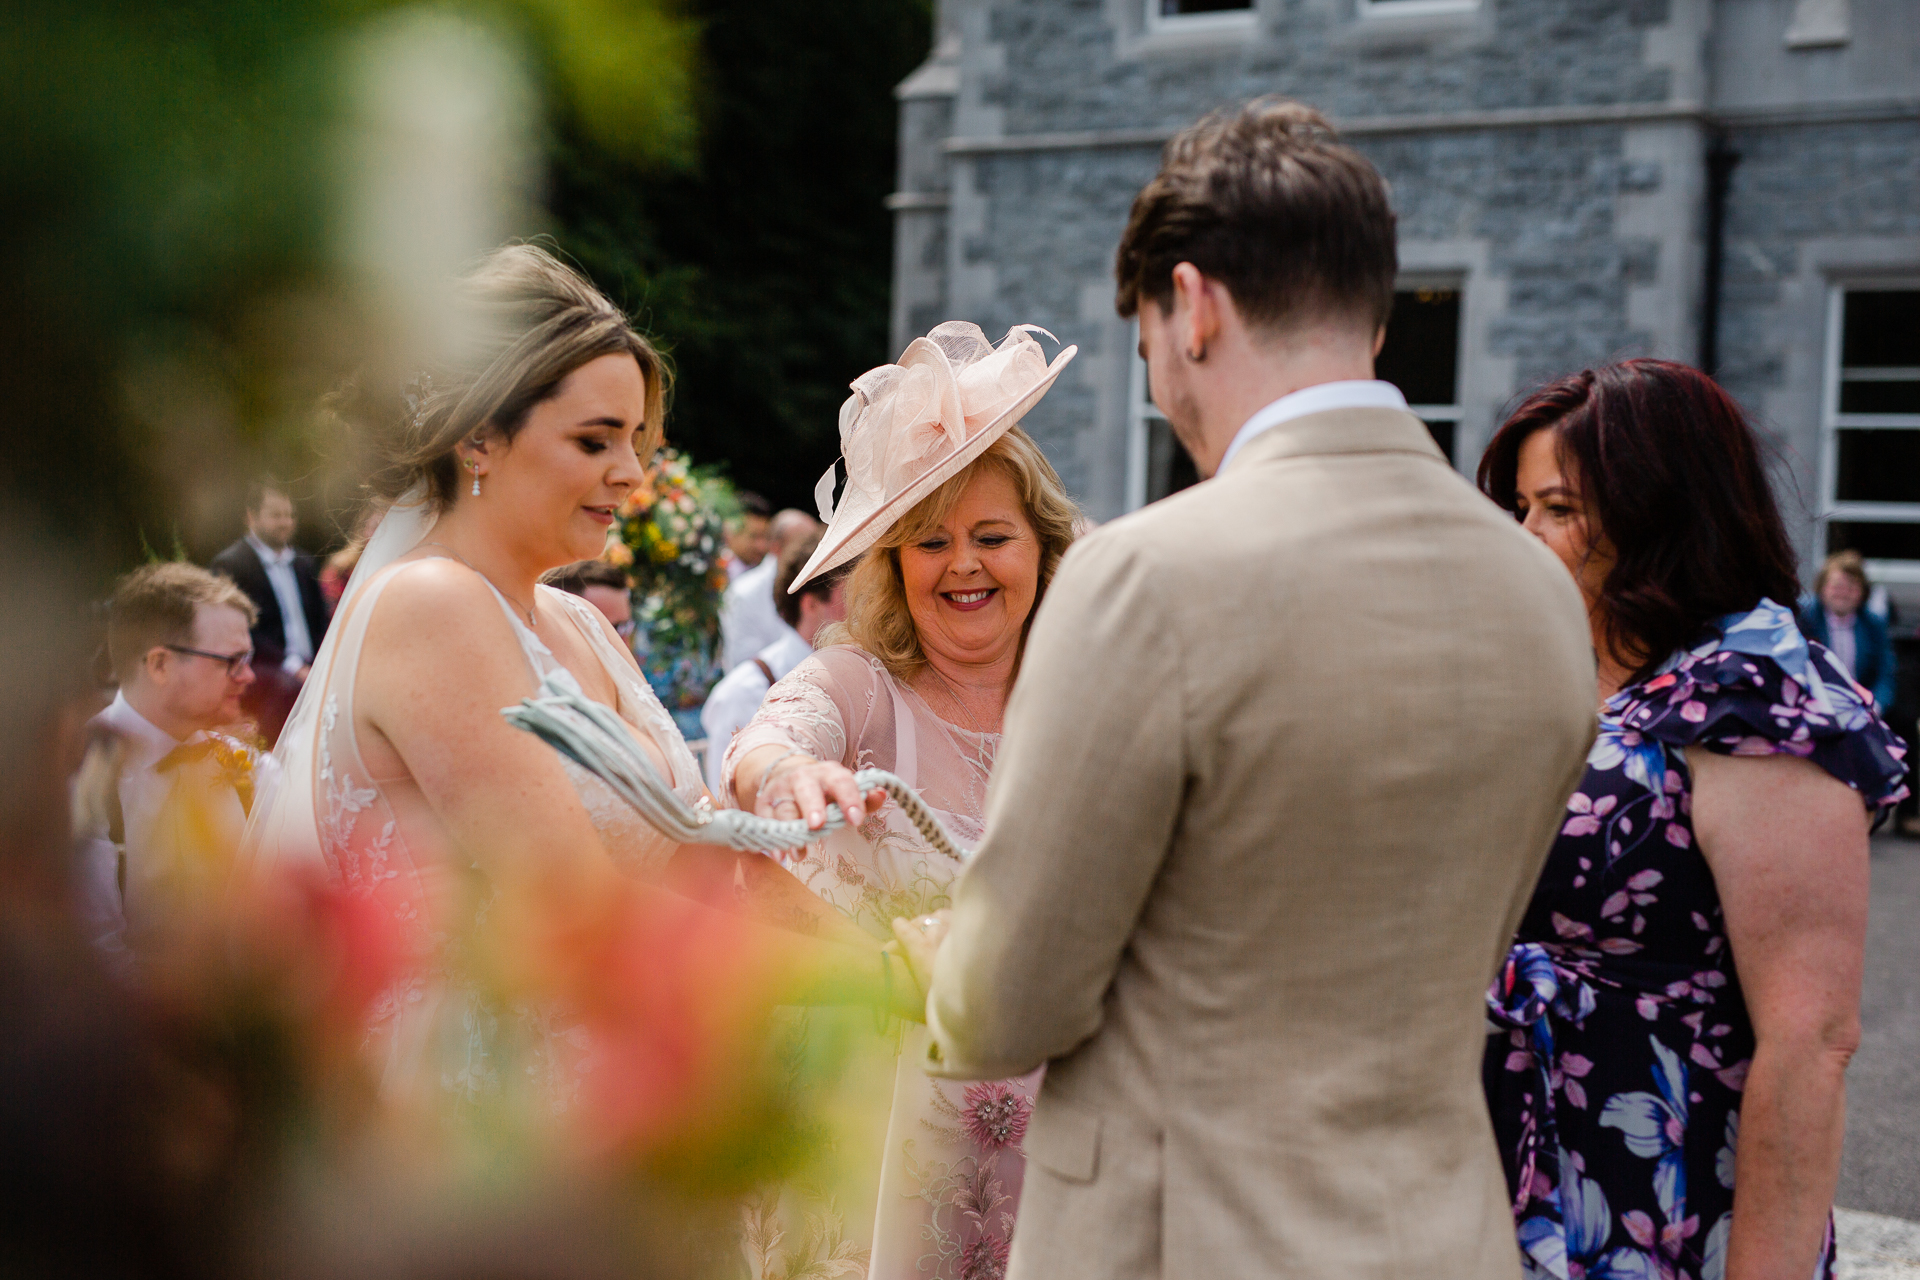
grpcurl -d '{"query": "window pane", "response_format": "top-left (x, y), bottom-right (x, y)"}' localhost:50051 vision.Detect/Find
top-left (1828, 521), bottom-right (1920, 561)
top-left (1839, 379), bottom-right (1920, 415)
top-left (1377, 289), bottom-right (1460, 406)
top-left (1146, 419), bottom-right (1199, 503)
top-left (1423, 419), bottom-right (1456, 464)
top-left (1161, 0), bottom-right (1252, 13)
top-left (1841, 290), bottom-right (1920, 369)
top-left (1835, 430), bottom-right (1920, 502)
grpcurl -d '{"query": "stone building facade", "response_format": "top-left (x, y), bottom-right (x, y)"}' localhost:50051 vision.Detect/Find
top-left (886, 0), bottom-right (1918, 595)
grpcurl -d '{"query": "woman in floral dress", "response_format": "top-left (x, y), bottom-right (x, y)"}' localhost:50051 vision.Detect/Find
top-left (1477, 360), bottom-right (1909, 1280)
top-left (725, 322), bottom-right (1080, 1280)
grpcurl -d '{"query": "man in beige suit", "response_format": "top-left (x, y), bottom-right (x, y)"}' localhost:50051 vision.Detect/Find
top-left (891, 98), bottom-right (1596, 1278)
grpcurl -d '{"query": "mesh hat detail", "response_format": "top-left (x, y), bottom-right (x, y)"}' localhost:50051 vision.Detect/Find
top-left (793, 321), bottom-right (1076, 591)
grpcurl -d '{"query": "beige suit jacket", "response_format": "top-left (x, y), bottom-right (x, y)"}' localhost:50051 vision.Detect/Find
top-left (923, 408), bottom-right (1596, 1279)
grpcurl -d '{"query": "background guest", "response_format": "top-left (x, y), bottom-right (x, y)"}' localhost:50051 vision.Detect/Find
top-left (719, 507), bottom-right (819, 671)
top-left (208, 479), bottom-right (330, 744)
top-left (71, 563), bottom-right (269, 961)
top-left (721, 489), bottom-right (772, 582)
top-left (1798, 550), bottom-right (1898, 709)
top-left (1478, 359), bottom-right (1908, 1280)
top-left (541, 559), bottom-right (637, 644)
top-left (699, 528), bottom-right (850, 799)
top-left (319, 501), bottom-right (387, 612)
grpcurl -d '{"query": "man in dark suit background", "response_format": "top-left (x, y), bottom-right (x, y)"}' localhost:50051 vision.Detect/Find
top-left (209, 479), bottom-right (330, 745)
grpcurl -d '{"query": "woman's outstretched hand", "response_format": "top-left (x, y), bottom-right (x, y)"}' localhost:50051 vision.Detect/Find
top-left (749, 750), bottom-right (887, 833)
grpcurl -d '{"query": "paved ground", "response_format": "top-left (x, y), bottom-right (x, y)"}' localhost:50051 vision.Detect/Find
top-left (1840, 835), bottom-right (1920, 1220)
top-left (1832, 835), bottom-right (1920, 1276)
top-left (1838, 1210), bottom-right (1920, 1278)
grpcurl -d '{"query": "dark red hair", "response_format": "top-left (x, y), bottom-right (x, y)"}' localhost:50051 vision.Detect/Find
top-left (1477, 359), bottom-right (1800, 680)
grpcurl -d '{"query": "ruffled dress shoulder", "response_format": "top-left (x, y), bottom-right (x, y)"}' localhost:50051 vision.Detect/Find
top-left (1610, 597), bottom-right (1907, 815)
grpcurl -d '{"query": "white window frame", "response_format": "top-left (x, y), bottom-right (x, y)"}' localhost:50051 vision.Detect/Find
top-left (1124, 318), bottom-right (1164, 512)
top-left (1390, 278), bottom-right (1467, 460)
top-left (1816, 279), bottom-right (1920, 585)
top-left (1356, 0), bottom-right (1478, 18)
top-left (1144, 0), bottom-right (1258, 37)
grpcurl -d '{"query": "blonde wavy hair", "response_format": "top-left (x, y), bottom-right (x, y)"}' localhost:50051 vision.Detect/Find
top-left (819, 426), bottom-right (1080, 681)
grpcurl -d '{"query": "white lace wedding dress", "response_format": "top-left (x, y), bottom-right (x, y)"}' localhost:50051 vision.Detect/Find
top-left (244, 529), bottom-right (705, 1104)
top-left (723, 644), bottom-right (1042, 1280)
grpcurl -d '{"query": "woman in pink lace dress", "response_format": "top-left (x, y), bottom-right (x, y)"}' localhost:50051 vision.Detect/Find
top-left (724, 322), bottom-right (1081, 1280)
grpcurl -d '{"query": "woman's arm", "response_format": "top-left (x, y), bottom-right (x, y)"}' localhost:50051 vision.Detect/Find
top-left (726, 657), bottom-right (883, 828)
top-left (358, 563), bottom-right (914, 1015)
top-left (1691, 749), bottom-right (1871, 1280)
top-left (662, 846), bottom-right (877, 950)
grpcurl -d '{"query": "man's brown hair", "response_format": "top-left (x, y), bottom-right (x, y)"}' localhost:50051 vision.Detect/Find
top-left (1114, 97), bottom-right (1398, 335)
top-left (540, 559), bottom-right (631, 596)
top-left (775, 530), bottom-right (851, 629)
top-left (107, 562), bottom-right (257, 681)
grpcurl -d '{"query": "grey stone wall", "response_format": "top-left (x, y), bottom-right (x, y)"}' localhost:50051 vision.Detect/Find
top-left (888, 0), bottom-right (1918, 546)
top-left (1716, 117), bottom-right (1920, 581)
top-left (990, 0), bottom-right (1679, 132)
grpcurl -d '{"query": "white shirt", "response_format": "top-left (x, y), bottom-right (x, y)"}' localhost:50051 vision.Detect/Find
top-left (247, 533), bottom-right (315, 671)
top-left (1825, 609), bottom-right (1859, 676)
top-left (1217, 380), bottom-right (1411, 474)
top-left (719, 557), bottom-right (786, 673)
top-left (74, 692), bottom-right (180, 961)
top-left (74, 693), bottom-right (278, 964)
top-left (700, 626), bottom-right (811, 799)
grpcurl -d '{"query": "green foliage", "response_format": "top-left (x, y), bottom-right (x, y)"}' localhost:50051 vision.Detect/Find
top-left (0, 0), bottom-right (704, 584)
top-left (548, 0), bottom-right (934, 512)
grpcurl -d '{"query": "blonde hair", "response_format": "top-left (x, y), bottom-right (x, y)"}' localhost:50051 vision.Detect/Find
top-left (109, 562), bottom-right (258, 681)
top-left (356, 244), bottom-right (670, 511)
top-left (1817, 549), bottom-right (1871, 598)
top-left (821, 427), bottom-right (1080, 681)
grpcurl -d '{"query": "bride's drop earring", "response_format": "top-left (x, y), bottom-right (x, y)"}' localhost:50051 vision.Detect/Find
top-left (467, 459), bottom-right (481, 497)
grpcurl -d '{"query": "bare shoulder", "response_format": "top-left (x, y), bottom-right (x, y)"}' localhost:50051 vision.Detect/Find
top-left (359, 557), bottom-right (524, 676)
top-left (364, 558), bottom-right (508, 632)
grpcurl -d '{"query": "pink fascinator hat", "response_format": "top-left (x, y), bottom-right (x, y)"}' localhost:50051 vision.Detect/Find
top-left (792, 321), bottom-right (1076, 591)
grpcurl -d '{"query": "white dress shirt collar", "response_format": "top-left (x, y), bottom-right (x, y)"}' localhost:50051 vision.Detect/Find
top-left (246, 534), bottom-right (314, 666)
top-left (245, 533), bottom-right (296, 569)
top-left (96, 690), bottom-right (180, 772)
top-left (1217, 380), bottom-right (1410, 474)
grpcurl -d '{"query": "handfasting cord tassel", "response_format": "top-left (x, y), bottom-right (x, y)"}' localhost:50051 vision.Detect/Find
top-left (502, 671), bottom-right (972, 862)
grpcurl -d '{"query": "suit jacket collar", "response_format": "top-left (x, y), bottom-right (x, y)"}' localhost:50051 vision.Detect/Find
top-left (1217, 407), bottom-right (1447, 475)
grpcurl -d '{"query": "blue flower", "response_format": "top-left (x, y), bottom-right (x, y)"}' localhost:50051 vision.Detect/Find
top-left (1598, 1036), bottom-right (1690, 1220)
top-left (1517, 1157), bottom-right (1664, 1280)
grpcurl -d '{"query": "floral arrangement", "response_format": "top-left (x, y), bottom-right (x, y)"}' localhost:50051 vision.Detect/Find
top-left (607, 447), bottom-right (739, 733)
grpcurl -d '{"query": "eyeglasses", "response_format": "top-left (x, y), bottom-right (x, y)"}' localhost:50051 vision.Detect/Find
top-left (164, 644), bottom-right (255, 678)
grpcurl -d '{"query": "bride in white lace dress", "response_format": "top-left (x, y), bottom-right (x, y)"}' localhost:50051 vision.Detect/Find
top-left (243, 245), bottom-right (913, 1107)
top-left (723, 322), bottom-right (1081, 1280)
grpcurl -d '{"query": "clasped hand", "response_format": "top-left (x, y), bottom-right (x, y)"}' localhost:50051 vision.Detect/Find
top-left (752, 753), bottom-right (888, 834)
top-left (888, 908), bottom-right (949, 1010)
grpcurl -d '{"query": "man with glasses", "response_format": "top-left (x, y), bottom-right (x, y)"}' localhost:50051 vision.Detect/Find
top-left (540, 559), bottom-right (637, 642)
top-left (72, 562), bottom-right (273, 964)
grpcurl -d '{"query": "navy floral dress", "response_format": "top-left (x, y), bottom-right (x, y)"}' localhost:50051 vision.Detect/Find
top-left (1484, 599), bottom-right (1908, 1280)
